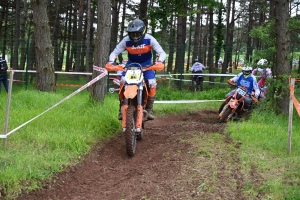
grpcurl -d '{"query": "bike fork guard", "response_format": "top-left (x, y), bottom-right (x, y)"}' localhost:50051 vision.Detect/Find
top-left (136, 105), bottom-right (143, 131)
top-left (121, 104), bottom-right (128, 131)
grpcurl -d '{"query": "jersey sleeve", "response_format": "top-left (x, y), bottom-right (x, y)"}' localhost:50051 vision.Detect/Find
top-left (149, 35), bottom-right (166, 62)
top-left (230, 73), bottom-right (242, 82)
top-left (108, 37), bottom-right (128, 62)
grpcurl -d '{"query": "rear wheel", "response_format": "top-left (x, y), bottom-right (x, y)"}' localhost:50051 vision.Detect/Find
top-left (220, 107), bottom-right (232, 123)
top-left (197, 77), bottom-right (204, 91)
top-left (125, 105), bottom-right (137, 157)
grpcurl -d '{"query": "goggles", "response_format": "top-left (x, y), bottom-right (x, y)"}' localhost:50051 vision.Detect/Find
top-left (128, 32), bottom-right (142, 39)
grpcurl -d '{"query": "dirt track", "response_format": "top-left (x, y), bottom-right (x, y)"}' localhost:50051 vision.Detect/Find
top-left (17, 110), bottom-right (264, 200)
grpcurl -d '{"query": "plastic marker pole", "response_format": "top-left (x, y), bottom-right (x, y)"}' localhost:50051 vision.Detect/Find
top-left (3, 71), bottom-right (14, 146)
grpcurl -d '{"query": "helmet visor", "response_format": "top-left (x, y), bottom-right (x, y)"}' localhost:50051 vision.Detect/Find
top-left (128, 32), bottom-right (142, 40)
top-left (243, 70), bottom-right (251, 76)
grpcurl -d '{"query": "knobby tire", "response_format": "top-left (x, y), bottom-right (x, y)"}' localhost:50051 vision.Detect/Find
top-left (125, 105), bottom-right (137, 157)
top-left (220, 107), bottom-right (232, 123)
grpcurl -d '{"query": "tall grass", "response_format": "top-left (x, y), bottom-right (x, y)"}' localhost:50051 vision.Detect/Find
top-left (0, 79), bottom-right (300, 199)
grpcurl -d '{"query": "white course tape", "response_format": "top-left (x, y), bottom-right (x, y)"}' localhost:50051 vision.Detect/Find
top-left (155, 100), bottom-right (224, 104)
top-left (8, 69), bottom-right (93, 75)
top-left (3, 66), bottom-right (107, 137)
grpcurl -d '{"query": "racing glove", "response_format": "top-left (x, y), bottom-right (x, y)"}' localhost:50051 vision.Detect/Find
top-left (105, 61), bottom-right (116, 72)
top-left (251, 95), bottom-right (259, 103)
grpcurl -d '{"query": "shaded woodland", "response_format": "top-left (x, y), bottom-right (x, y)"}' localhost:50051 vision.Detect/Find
top-left (0, 0), bottom-right (299, 112)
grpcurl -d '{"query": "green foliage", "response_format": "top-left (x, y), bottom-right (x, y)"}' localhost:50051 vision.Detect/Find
top-left (250, 19), bottom-right (276, 62)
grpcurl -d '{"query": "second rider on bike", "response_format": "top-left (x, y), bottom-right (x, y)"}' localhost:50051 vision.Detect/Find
top-left (190, 59), bottom-right (206, 89)
top-left (226, 65), bottom-right (260, 111)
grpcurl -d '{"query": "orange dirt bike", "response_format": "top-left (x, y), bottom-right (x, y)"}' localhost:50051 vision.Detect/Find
top-left (106, 62), bottom-right (164, 156)
top-left (218, 85), bottom-right (258, 123)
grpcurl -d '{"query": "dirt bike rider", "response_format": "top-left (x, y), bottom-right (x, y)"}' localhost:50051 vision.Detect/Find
top-left (190, 59), bottom-right (206, 86)
top-left (226, 65), bottom-right (260, 111)
top-left (252, 59), bottom-right (272, 98)
top-left (105, 18), bottom-right (166, 120)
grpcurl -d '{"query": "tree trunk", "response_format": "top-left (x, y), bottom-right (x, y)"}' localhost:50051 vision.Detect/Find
top-left (12, 0), bottom-right (20, 70)
top-left (118, 0), bottom-right (126, 63)
top-left (52, 0), bottom-right (61, 72)
top-left (74, 0), bottom-right (84, 75)
top-left (90, 0), bottom-right (111, 101)
top-left (192, 3), bottom-right (201, 63)
top-left (32, 0), bottom-right (56, 92)
top-left (208, 7), bottom-right (214, 85)
top-left (86, 0), bottom-right (92, 79)
top-left (167, 16), bottom-right (175, 73)
top-left (111, 0), bottom-right (120, 49)
top-left (222, 0), bottom-right (231, 78)
top-left (20, 0), bottom-right (28, 70)
top-left (215, 1), bottom-right (223, 72)
top-left (139, 0), bottom-right (148, 26)
top-left (275, 0), bottom-right (290, 115)
top-left (186, 15), bottom-right (193, 72)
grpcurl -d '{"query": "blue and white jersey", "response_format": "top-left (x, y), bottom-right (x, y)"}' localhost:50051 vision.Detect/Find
top-left (108, 34), bottom-right (166, 80)
top-left (190, 62), bottom-right (206, 72)
top-left (230, 72), bottom-right (260, 98)
top-left (109, 34), bottom-right (166, 67)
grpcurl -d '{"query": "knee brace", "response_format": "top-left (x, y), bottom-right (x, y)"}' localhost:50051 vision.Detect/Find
top-left (147, 79), bottom-right (157, 97)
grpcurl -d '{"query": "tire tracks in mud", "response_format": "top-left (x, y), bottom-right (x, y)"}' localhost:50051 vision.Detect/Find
top-left (17, 110), bottom-right (264, 200)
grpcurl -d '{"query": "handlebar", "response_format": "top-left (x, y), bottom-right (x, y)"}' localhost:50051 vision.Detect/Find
top-left (105, 62), bottom-right (164, 72)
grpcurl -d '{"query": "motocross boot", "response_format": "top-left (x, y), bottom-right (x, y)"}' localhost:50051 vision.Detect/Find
top-left (146, 96), bottom-right (155, 120)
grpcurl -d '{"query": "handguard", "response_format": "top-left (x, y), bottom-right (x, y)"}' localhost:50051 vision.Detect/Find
top-left (144, 62), bottom-right (165, 71)
top-left (105, 62), bottom-right (126, 72)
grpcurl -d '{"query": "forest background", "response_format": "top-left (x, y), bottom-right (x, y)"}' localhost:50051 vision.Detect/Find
top-left (0, 0), bottom-right (299, 114)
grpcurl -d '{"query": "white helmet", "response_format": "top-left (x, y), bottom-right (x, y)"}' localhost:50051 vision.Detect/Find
top-left (242, 65), bottom-right (252, 76)
top-left (257, 59), bottom-right (268, 67)
top-left (265, 68), bottom-right (272, 78)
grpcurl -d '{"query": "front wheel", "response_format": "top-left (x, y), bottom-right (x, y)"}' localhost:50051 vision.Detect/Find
top-left (219, 107), bottom-right (233, 123)
top-left (124, 105), bottom-right (137, 157)
top-left (218, 101), bottom-right (227, 114)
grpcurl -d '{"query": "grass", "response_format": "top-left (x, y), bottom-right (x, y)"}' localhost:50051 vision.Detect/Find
top-left (1, 77), bottom-right (300, 199)
top-left (227, 104), bottom-right (300, 199)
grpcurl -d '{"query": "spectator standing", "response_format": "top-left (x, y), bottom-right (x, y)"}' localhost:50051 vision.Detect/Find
top-left (0, 56), bottom-right (8, 93)
top-left (217, 59), bottom-right (223, 69)
top-left (292, 59), bottom-right (297, 70)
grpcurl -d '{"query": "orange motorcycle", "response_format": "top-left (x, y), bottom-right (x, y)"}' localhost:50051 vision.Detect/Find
top-left (218, 83), bottom-right (258, 123)
top-left (106, 62), bottom-right (164, 156)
